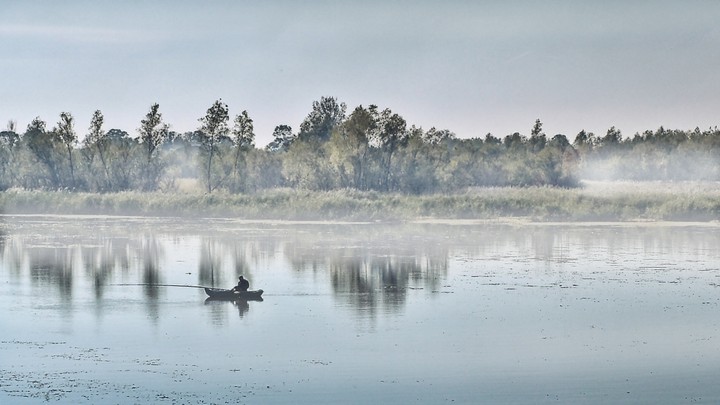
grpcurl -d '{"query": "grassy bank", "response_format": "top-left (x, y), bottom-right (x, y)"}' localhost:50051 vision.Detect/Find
top-left (1, 182), bottom-right (719, 221)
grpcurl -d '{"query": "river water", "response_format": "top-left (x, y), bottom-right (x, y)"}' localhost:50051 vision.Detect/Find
top-left (1, 216), bottom-right (719, 404)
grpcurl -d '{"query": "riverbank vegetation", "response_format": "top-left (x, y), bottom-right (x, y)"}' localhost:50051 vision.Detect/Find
top-left (1, 96), bottom-right (719, 220)
top-left (1, 182), bottom-right (718, 221)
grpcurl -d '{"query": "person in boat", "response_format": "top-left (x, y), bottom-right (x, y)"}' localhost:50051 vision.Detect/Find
top-left (233, 275), bottom-right (250, 292)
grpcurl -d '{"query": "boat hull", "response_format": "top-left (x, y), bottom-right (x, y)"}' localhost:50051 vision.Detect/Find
top-left (204, 288), bottom-right (264, 301)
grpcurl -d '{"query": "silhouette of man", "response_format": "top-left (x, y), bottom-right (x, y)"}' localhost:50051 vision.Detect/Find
top-left (234, 276), bottom-right (250, 292)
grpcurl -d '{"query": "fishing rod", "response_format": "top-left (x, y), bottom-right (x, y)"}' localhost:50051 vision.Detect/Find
top-left (111, 283), bottom-right (212, 289)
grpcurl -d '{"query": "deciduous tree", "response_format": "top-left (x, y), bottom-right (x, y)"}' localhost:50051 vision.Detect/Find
top-left (230, 110), bottom-right (255, 192)
top-left (198, 100), bottom-right (230, 193)
top-left (298, 96), bottom-right (347, 142)
top-left (371, 108), bottom-right (407, 191)
top-left (55, 112), bottom-right (77, 188)
top-left (82, 110), bottom-right (111, 190)
top-left (267, 125), bottom-right (294, 152)
top-left (23, 117), bottom-right (63, 188)
top-left (137, 103), bottom-right (169, 190)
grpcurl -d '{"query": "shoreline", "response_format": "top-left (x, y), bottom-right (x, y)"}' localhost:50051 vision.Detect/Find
top-left (1, 183), bottom-right (719, 223)
top-left (2, 213), bottom-right (720, 228)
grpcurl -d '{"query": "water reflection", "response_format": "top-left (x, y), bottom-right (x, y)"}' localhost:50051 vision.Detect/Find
top-left (325, 249), bottom-right (447, 316)
top-left (204, 298), bottom-right (254, 321)
top-left (141, 236), bottom-right (163, 321)
top-left (198, 238), bottom-right (255, 293)
top-left (198, 239), bottom-right (222, 287)
top-left (2, 217), bottom-right (720, 325)
top-left (280, 227), bottom-right (450, 316)
top-left (28, 246), bottom-right (74, 302)
top-left (5, 217), bottom-right (720, 405)
top-left (234, 299), bottom-right (250, 317)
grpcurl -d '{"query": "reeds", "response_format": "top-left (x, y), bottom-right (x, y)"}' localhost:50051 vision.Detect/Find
top-left (1, 181), bottom-right (718, 221)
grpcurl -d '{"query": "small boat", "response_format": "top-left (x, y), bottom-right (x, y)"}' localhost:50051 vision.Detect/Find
top-left (204, 287), bottom-right (264, 301)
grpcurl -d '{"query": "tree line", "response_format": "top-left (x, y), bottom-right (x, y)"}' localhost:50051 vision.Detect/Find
top-left (574, 126), bottom-right (720, 181)
top-left (0, 96), bottom-right (718, 194)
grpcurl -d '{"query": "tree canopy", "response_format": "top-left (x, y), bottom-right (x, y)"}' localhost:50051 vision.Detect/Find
top-left (2, 97), bottom-right (718, 194)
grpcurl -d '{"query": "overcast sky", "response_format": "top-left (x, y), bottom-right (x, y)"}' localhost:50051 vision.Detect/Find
top-left (2, 1), bottom-right (719, 146)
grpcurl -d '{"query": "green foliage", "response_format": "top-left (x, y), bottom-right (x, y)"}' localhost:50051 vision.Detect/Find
top-left (228, 110), bottom-right (255, 193)
top-left (54, 112), bottom-right (78, 188)
top-left (326, 105), bottom-right (374, 189)
top-left (578, 126), bottom-right (720, 181)
top-left (283, 138), bottom-right (335, 190)
top-left (0, 127), bottom-right (20, 190)
top-left (298, 96), bottom-right (346, 142)
top-left (197, 100), bottom-right (230, 193)
top-left (82, 110), bottom-right (110, 191)
top-left (137, 103), bottom-right (169, 191)
top-left (7, 96), bottom-right (720, 197)
top-left (266, 125), bottom-right (294, 152)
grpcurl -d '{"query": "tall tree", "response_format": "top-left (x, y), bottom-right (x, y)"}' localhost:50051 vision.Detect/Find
top-left (105, 129), bottom-right (136, 191)
top-left (422, 127), bottom-right (455, 146)
top-left (298, 96), bottom-right (347, 142)
top-left (233, 111), bottom-right (255, 150)
top-left (198, 99), bottom-right (230, 193)
top-left (83, 110), bottom-right (111, 190)
top-left (284, 98), bottom-right (344, 190)
top-left (327, 105), bottom-right (376, 189)
top-left (137, 103), bottom-right (168, 190)
top-left (267, 125), bottom-right (294, 152)
top-left (138, 103), bottom-right (168, 161)
top-left (529, 118), bottom-right (546, 152)
top-left (230, 110), bottom-right (255, 192)
top-left (55, 112), bottom-right (77, 188)
top-left (0, 123), bottom-right (19, 189)
top-left (601, 126), bottom-right (622, 146)
top-left (23, 117), bottom-right (61, 188)
top-left (371, 108), bottom-right (407, 191)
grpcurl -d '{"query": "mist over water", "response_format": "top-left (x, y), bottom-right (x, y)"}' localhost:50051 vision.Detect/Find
top-left (2, 216), bottom-right (720, 403)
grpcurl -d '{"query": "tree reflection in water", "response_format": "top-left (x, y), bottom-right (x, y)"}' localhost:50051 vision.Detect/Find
top-left (230, 243), bottom-right (251, 283)
top-left (141, 236), bottom-right (163, 321)
top-left (198, 238), bottom-right (254, 289)
top-left (0, 221), bottom-right (454, 320)
top-left (0, 230), bottom-right (24, 279)
top-left (27, 246), bottom-right (75, 304)
top-left (284, 233), bottom-right (449, 316)
top-left (198, 239), bottom-right (222, 287)
top-left (332, 252), bottom-right (447, 314)
top-left (11, 218), bottom-right (715, 325)
top-left (0, 240), bottom-right (78, 318)
top-left (80, 237), bottom-right (131, 300)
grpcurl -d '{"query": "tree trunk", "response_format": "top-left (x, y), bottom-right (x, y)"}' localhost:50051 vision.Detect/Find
top-left (96, 142), bottom-right (110, 190)
top-left (206, 148), bottom-right (213, 193)
top-left (67, 145), bottom-right (75, 188)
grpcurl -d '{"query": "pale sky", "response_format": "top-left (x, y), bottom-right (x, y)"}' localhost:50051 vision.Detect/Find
top-left (2, 1), bottom-right (719, 146)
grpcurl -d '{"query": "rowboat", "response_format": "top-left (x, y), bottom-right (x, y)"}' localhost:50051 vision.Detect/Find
top-left (204, 287), bottom-right (264, 301)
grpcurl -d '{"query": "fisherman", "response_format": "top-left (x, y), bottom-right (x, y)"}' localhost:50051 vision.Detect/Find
top-left (233, 275), bottom-right (250, 292)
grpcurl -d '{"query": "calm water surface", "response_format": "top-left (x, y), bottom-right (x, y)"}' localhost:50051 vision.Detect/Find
top-left (1, 216), bottom-right (720, 404)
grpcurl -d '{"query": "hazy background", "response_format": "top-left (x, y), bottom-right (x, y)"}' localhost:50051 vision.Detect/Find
top-left (2, 0), bottom-right (719, 146)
